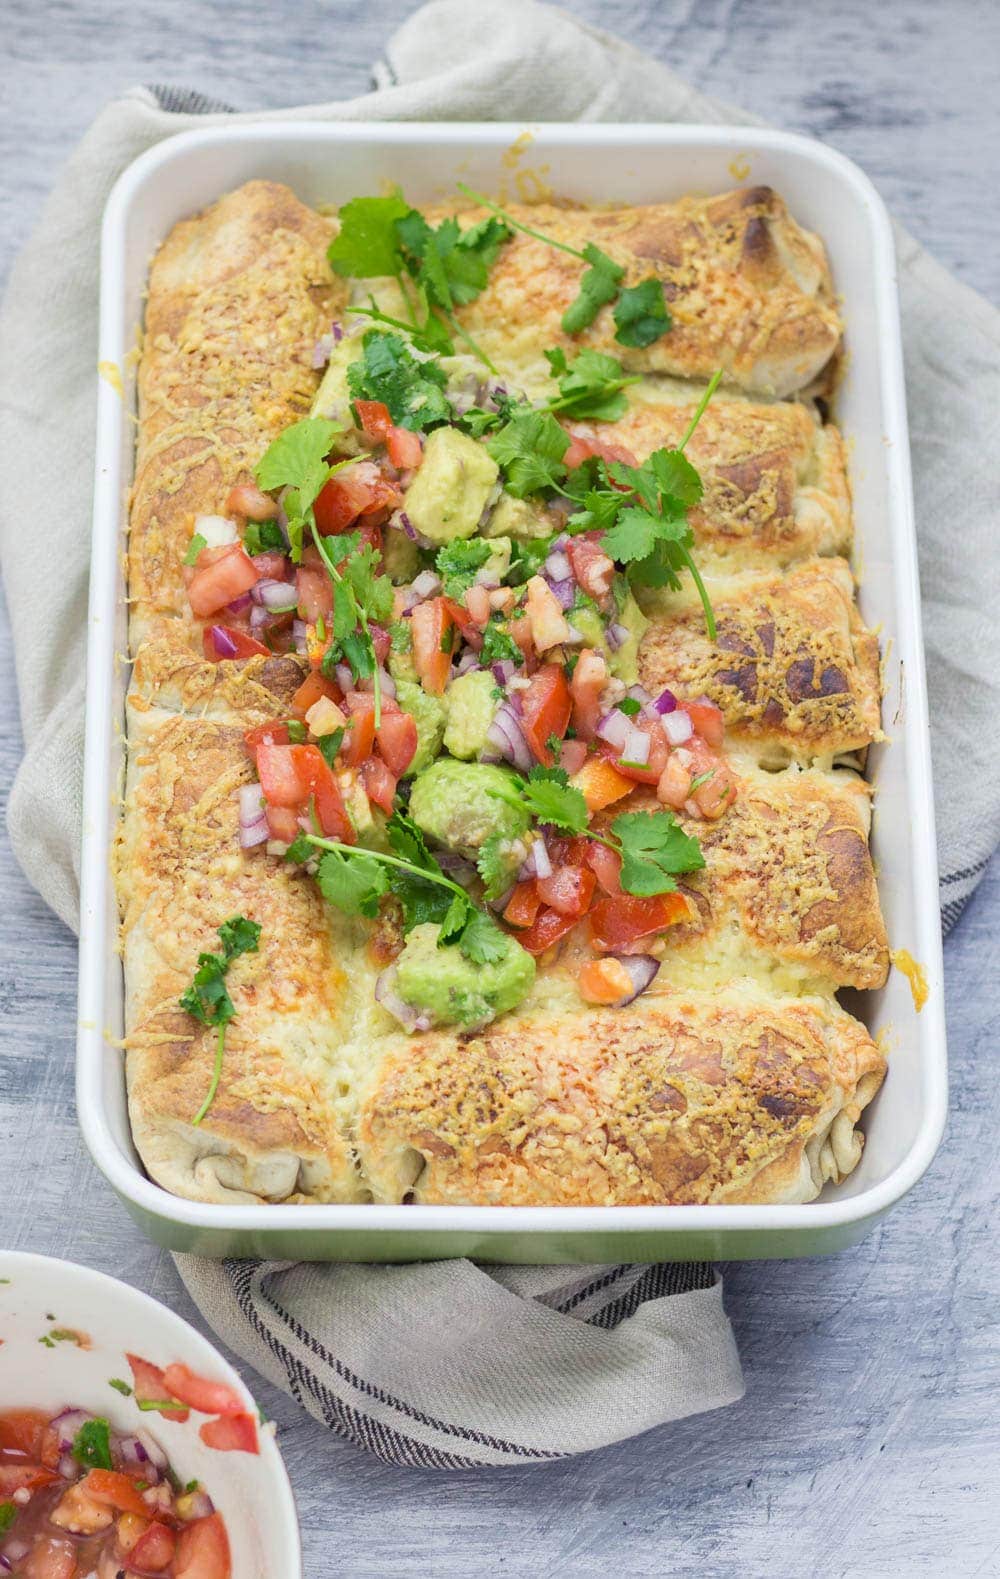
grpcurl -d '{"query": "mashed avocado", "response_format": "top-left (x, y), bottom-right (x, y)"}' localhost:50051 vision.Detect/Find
top-left (382, 530), bottom-right (421, 584)
top-left (408, 758), bottom-right (529, 856)
top-left (403, 427), bottom-right (499, 544)
top-left (443, 670), bottom-right (497, 760)
top-left (570, 591), bottom-right (648, 684)
top-left (483, 492), bottom-right (553, 540)
top-left (395, 922), bottom-right (535, 1028)
top-left (394, 678), bottom-right (446, 776)
top-left (310, 332), bottom-right (362, 422)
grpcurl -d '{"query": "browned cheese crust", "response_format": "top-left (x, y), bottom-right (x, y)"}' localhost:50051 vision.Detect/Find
top-left (428, 187), bottom-right (841, 396)
top-left (357, 993), bottom-right (885, 1206)
top-left (129, 181), bottom-right (342, 649)
top-left (118, 644), bottom-right (362, 1206)
top-left (638, 558), bottom-right (882, 762)
top-left (569, 395), bottom-right (850, 567)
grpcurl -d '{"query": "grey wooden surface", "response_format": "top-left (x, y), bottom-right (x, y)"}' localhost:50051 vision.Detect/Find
top-left (2, 2), bottom-right (999, 1575)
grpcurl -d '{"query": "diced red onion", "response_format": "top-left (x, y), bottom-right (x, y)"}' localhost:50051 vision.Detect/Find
top-left (621, 724), bottom-right (650, 764)
top-left (486, 702), bottom-right (534, 774)
top-left (331, 321), bottom-right (343, 343)
top-left (253, 578), bottom-right (298, 612)
top-left (411, 569), bottom-right (442, 599)
top-left (58, 1452), bottom-right (77, 1479)
top-left (654, 687), bottom-right (678, 715)
top-left (335, 663), bottom-right (353, 695)
top-left (249, 604), bottom-right (271, 634)
top-left (207, 626), bottom-right (238, 659)
top-left (358, 666), bottom-right (397, 699)
top-left (559, 738), bottom-right (588, 776)
top-left (436, 851), bottom-right (477, 887)
top-left (473, 568), bottom-right (501, 589)
top-left (183, 1489), bottom-right (215, 1520)
top-left (529, 835), bottom-right (552, 880)
top-left (194, 513), bottom-right (239, 549)
top-left (136, 1430), bottom-right (168, 1471)
top-left (240, 817), bottom-right (269, 850)
top-left (390, 510), bottom-right (433, 548)
top-left (662, 709), bottom-right (693, 746)
top-left (397, 584), bottom-right (422, 614)
top-left (544, 549), bottom-right (571, 581)
top-left (455, 651), bottom-right (479, 676)
top-left (610, 954), bottom-right (660, 1004)
top-left (224, 591), bottom-right (253, 616)
top-left (627, 684), bottom-right (652, 706)
top-left (596, 709), bottom-right (632, 752)
top-left (238, 784), bottom-right (264, 824)
top-left (605, 622), bottom-right (629, 652)
top-left (312, 334), bottom-right (335, 369)
top-left (563, 624), bottom-right (584, 645)
top-left (375, 966), bottom-right (423, 1033)
top-left (491, 659), bottom-right (517, 686)
top-left (293, 619), bottom-right (307, 653)
top-left (52, 1408), bottom-right (91, 1446)
top-left (546, 575), bottom-right (576, 610)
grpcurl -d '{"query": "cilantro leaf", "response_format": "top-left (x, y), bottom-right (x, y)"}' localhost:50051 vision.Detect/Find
top-left (611, 809), bottom-right (705, 897)
top-left (347, 298), bottom-right (455, 357)
top-left (518, 765), bottom-right (589, 833)
top-left (435, 538), bottom-right (493, 598)
top-left (545, 347), bottom-right (637, 421)
top-left (386, 810), bottom-right (437, 872)
top-left (347, 331), bottom-right (451, 432)
top-left (456, 908), bottom-right (510, 964)
top-left (184, 532), bottom-right (206, 566)
top-left (316, 728), bottom-right (344, 768)
top-left (613, 278), bottom-right (671, 348)
top-left (602, 505), bottom-right (666, 565)
top-left (285, 833), bottom-right (314, 865)
top-left (647, 448), bottom-right (703, 506)
top-left (476, 832), bottom-right (517, 901)
top-left (486, 406), bottom-right (570, 497)
top-left (72, 1418), bottom-right (113, 1472)
top-left (561, 243), bottom-right (624, 335)
top-left (217, 915), bottom-right (262, 961)
top-left (507, 536), bottom-right (554, 586)
top-left (327, 190), bottom-right (412, 279)
top-left (243, 518), bottom-right (286, 556)
top-left (179, 954), bottom-right (235, 1028)
top-left (316, 848), bottom-right (389, 919)
top-left (439, 889), bottom-right (473, 945)
top-left (0, 1503), bottom-right (17, 1534)
top-left (397, 210), bottom-right (511, 313)
top-left (480, 619), bottom-right (523, 667)
top-left (254, 418), bottom-right (340, 513)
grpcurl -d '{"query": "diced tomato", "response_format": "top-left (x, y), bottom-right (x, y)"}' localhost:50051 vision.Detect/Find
top-left (685, 699), bottom-right (726, 749)
top-left (79, 1468), bottom-right (150, 1517)
top-left (369, 623), bottom-right (391, 667)
top-left (685, 738), bottom-right (739, 820)
top-left (161, 1363), bottom-right (245, 1418)
top-left (292, 671), bottom-right (341, 716)
top-left (584, 841), bottom-right (623, 895)
top-left (290, 744), bottom-right (355, 841)
top-left (354, 399), bottom-right (393, 441)
top-left (314, 463), bottom-right (400, 535)
top-left (589, 891), bottom-right (691, 951)
top-left (570, 755), bottom-right (633, 812)
top-left (464, 583), bottom-right (492, 628)
top-left (569, 648), bottom-right (609, 740)
top-left (226, 483), bottom-right (279, 521)
top-left (22, 1539), bottom-right (77, 1579)
top-left (411, 597), bottom-right (454, 695)
top-left (562, 428), bottom-right (638, 472)
top-left (508, 614), bottom-right (535, 664)
top-left (126, 1354), bottom-right (190, 1423)
top-left (265, 805), bottom-right (301, 843)
top-left (0, 1408), bottom-right (47, 1457)
top-left (360, 755), bottom-right (397, 813)
top-left (557, 737), bottom-right (589, 776)
top-left (0, 1463), bottom-right (60, 1494)
top-left (376, 710), bottom-right (418, 776)
top-left (129, 1520), bottom-right (177, 1570)
top-left (202, 626), bottom-right (270, 662)
top-left (249, 551), bottom-right (290, 581)
top-left (256, 743), bottom-right (306, 808)
top-left (199, 1412), bottom-right (259, 1454)
top-left (578, 957), bottom-right (636, 1005)
top-left (536, 864), bottom-right (596, 918)
top-left (342, 694), bottom-right (377, 767)
top-left (503, 881), bottom-right (541, 929)
top-left (598, 720), bottom-right (669, 785)
top-left (520, 664), bottom-right (572, 765)
top-left (296, 563), bottom-right (333, 622)
top-left (174, 1512), bottom-right (233, 1579)
top-left (566, 536), bottom-right (614, 602)
top-left (243, 722), bottom-right (290, 759)
top-left (387, 425), bottom-right (422, 469)
top-left (514, 905), bottom-right (580, 956)
top-left (188, 544), bottom-right (260, 618)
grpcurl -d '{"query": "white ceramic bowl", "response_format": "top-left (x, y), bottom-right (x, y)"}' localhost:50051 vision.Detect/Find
top-left (0, 1251), bottom-right (301, 1577)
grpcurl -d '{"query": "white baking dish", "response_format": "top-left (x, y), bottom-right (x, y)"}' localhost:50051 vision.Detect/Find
top-left (77, 122), bottom-right (947, 1262)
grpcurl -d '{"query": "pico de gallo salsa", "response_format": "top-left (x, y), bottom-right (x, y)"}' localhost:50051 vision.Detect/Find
top-left (177, 188), bottom-right (741, 1054)
top-left (0, 1358), bottom-right (257, 1578)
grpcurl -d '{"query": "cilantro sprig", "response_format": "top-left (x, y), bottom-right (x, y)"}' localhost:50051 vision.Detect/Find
top-left (292, 813), bottom-right (510, 968)
top-left (347, 329), bottom-right (452, 432)
top-left (490, 766), bottom-right (704, 897)
top-left (254, 418), bottom-right (393, 724)
top-left (72, 1417), bottom-right (113, 1472)
top-left (179, 915), bottom-right (261, 1126)
top-left (456, 185), bottom-right (672, 347)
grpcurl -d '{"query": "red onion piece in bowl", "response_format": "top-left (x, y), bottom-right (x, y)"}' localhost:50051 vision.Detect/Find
top-left (610, 954), bottom-right (660, 1004)
top-left (653, 687), bottom-right (678, 714)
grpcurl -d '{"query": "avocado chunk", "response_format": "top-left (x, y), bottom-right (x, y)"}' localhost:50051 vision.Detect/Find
top-left (382, 529), bottom-right (422, 584)
top-left (408, 758), bottom-right (529, 857)
top-left (608, 590), bottom-right (649, 683)
top-left (394, 678), bottom-right (446, 776)
top-left (403, 428), bottom-right (499, 545)
top-left (443, 670), bottom-right (497, 761)
top-left (310, 330), bottom-right (363, 422)
top-left (395, 922), bottom-right (535, 1029)
top-left (483, 491), bottom-right (553, 540)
